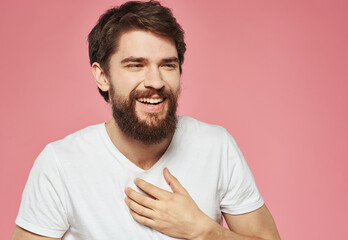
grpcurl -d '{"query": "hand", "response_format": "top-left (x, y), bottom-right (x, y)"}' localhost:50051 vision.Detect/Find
top-left (124, 168), bottom-right (208, 239)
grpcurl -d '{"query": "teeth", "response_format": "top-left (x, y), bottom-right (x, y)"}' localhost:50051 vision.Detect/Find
top-left (137, 98), bottom-right (164, 104)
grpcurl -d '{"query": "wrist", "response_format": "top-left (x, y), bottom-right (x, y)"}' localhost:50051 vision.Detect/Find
top-left (190, 214), bottom-right (221, 240)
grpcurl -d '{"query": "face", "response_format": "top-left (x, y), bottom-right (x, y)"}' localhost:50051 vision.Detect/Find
top-left (106, 30), bottom-right (181, 144)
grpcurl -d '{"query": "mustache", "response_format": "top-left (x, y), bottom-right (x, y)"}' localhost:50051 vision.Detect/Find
top-left (130, 88), bottom-right (171, 99)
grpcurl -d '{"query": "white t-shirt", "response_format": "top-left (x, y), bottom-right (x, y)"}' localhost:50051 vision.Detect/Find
top-left (16, 116), bottom-right (264, 239)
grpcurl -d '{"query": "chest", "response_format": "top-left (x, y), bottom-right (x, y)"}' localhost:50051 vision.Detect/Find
top-left (61, 155), bottom-right (223, 239)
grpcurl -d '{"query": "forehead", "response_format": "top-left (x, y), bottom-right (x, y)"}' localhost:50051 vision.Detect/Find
top-left (115, 30), bottom-right (178, 61)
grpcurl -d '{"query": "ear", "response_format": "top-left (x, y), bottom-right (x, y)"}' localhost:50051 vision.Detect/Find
top-left (91, 62), bottom-right (110, 92)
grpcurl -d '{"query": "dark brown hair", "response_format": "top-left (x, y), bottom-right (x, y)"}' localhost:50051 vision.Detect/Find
top-left (88, 0), bottom-right (186, 102)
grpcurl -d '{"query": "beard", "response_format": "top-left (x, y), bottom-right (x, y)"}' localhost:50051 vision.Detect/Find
top-left (109, 84), bottom-right (178, 145)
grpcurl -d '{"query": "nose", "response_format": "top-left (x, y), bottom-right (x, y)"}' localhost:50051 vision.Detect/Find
top-left (143, 66), bottom-right (164, 90)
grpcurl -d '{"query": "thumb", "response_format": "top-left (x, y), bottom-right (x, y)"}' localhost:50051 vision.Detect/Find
top-left (163, 168), bottom-right (187, 194)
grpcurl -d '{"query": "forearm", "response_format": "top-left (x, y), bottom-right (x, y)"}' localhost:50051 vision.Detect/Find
top-left (11, 226), bottom-right (61, 240)
top-left (191, 216), bottom-right (273, 240)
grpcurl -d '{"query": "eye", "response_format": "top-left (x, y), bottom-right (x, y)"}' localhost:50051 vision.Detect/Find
top-left (127, 64), bottom-right (143, 68)
top-left (161, 64), bottom-right (177, 70)
top-left (125, 64), bottom-right (144, 71)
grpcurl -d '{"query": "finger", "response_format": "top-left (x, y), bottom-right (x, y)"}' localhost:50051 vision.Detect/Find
top-left (125, 197), bottom-right (155, 219)
top-left (129, 209), bottom-right (156, 229)
top-left (125, 187), bottom-right (157, 209)
top-left (163, 168), bottom-right (188, 194)
top-left (134, 178), bottom-right (170, 200)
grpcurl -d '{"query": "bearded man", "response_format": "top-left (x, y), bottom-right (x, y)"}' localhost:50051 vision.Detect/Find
top-left (12, 1), bottom-right (280, 239)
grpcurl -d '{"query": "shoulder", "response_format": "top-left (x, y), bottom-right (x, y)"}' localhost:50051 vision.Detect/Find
top-left (177, 115), bottom-right (229, 141)
top-left (174, 115), bottom-right (237, 153)
top-left (177, 115), bottom-right (226, 133)
top-left (175, 116), bottom-right (244, 158)
top-left (48, 123), bottom-right (104, 149)
top-left (43, 123), bottom-right (106, 162)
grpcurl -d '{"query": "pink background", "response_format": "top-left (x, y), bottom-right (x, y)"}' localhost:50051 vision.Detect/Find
top-left (1, 0), bottom-right (347, 239)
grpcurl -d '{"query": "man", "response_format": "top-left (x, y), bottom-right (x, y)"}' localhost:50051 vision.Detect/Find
top-left (12, 1), bottom-right (280, 239)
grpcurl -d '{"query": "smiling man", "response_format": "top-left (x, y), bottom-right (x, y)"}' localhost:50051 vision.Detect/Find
top-left (12, 1), bottom-right (280, 240)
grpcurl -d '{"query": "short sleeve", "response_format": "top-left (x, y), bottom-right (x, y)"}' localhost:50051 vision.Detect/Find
top-left (15, 144), bottom-right (69, 238)
top-left (219, 130), bottom-right (264, 215)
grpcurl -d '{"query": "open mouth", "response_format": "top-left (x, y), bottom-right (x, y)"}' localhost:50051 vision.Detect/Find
top-left (136, 97), bottom-right (166, 105)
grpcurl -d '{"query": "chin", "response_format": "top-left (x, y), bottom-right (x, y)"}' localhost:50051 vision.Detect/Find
top-left (138, 113), bottom-right (166, 126)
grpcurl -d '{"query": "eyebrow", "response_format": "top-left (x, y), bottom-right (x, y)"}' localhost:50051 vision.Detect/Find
top-left (120, 56), bottom-right (179, 64)
top-left (120, 57), bottom-right (147, 64)
top-left (163, 57), bottom-right (179, 63)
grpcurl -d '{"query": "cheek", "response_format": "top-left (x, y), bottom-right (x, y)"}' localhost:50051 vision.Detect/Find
top-left (112, 72), bottom-right (143, 95)
top-left (164, 72), bottom-right (181, 92)
top-left (173, 78), bottom-right (181, 95)
top-left (173, 80), bottom-right (180, 94)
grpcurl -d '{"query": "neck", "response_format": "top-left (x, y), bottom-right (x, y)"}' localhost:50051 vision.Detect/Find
top-left (105, 118), bottom-right (173, 170)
